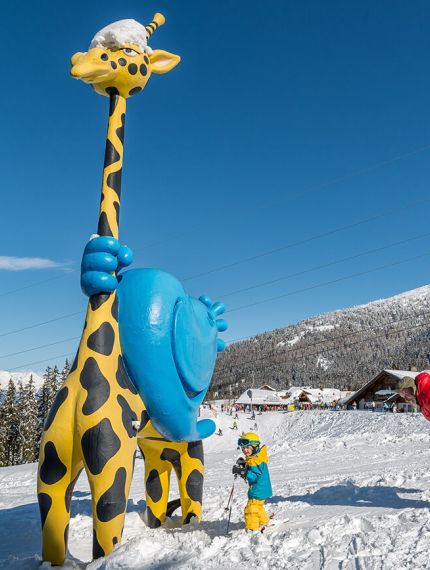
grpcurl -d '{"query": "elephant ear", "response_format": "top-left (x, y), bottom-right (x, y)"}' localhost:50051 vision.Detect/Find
top-left (172, 296), bottom-right (218, 397)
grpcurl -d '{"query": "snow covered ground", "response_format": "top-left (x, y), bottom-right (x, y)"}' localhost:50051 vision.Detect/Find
top-left (1, 410), bottom-right (430, 569)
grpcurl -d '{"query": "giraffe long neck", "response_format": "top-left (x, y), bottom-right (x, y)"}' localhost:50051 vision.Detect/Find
top-left (98, 93), bottom-right (126, 239)
top-left (71, 94), bottom-right (131, 384)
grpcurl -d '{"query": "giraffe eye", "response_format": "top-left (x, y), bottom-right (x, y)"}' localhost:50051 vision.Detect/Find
top-left (123, 48), bottom-right (138, 57)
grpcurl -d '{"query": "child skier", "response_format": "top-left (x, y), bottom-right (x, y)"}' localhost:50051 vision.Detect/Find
top-left (232, 432), bottom-right (273, 531)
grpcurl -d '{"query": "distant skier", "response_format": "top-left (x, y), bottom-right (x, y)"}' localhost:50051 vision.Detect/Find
top-left (217, 428), bottom-right (223, 436)
top-left (232, 420), bottom-right (238, 430)
top-left (232, 432), bottom-right (273, 531)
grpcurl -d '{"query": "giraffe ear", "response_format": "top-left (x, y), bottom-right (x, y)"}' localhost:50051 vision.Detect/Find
top-left (149, 50), bottom-right (180, 74)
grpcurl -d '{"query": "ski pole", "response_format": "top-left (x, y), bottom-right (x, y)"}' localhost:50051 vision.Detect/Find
top-left (224, 474), bottom-right (237, 512)
top-left (225, 475), bottom-right (237, 534)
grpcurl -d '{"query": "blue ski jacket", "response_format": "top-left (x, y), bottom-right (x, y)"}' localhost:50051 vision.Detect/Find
top-left (245, 445), bottom-right (273, 500)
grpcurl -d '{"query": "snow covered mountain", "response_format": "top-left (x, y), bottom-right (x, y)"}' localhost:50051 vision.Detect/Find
top-left (213, 285), bottom-right (430, 394)
top-left (0, 371), bottom-right (44, 394)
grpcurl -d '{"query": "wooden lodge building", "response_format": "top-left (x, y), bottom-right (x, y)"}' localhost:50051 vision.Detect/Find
top-left (342, 369), bottom-right (423, 411)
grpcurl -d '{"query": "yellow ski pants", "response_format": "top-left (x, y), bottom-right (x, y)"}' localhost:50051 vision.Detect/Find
top-left (244, 498), bottom-right (270, 530)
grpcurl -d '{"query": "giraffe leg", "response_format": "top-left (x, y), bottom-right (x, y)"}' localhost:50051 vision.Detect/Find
top-left (86, 441), bottom-right (137, 560)
top-left (138, 440), bottom-right (172, 528)
top-left (38, 427), bottom-right (83, 565)
top-left (176, 441), bottom-right (204, 524)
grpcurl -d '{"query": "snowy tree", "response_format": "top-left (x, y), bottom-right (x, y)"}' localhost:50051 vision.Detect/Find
top-left (17, 376), bottom-right (38, 464)
top-left (0, 380), bottom-right (20, 466)
top-left (61, 358), bottom-right (70, 387)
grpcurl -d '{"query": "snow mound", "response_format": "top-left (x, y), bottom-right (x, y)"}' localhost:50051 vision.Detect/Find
top-left (90, 19), bottom-right (153, 54)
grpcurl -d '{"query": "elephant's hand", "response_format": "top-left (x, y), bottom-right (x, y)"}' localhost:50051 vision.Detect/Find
top-left (81, 235), bottom-right (133, 297)
top-left (198, 296), bottom-right (228, 352)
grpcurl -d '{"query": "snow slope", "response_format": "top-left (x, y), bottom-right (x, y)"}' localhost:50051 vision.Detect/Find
top-left (1, 410), bottom-right (430, 569)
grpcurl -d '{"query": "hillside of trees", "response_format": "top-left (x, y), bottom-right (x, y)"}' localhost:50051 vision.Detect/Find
top-left (211, 285), bottom-right (430, 399)
top-left (0, 362), bottom-right (69, 467)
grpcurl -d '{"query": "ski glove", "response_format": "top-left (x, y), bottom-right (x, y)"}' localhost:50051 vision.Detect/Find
top-left (232, 465), bottom-right (247, 478)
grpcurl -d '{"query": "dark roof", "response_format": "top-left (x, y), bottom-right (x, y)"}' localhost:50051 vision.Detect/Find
top-left (342, 370), bottom-right (418, 406)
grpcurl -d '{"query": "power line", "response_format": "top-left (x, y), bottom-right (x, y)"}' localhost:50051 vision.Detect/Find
top-left (2, 144), bottom-right (430, 305)
top-left (215, 231), bottom-right (430, 299)
top-left (0, 336), bottom-right (80, 360)
top-left (0, 310), bottom-right (84, 338)
top-left (8, 352), bottom-right (76, 373)
top-left (228, 251), bottom-right (430, 313)
top-left (181, 198), bottom-right (430, 282)
top-left (139, 143), bottom-right (430, 252)
top-left (0, 273), bottom-right (72, 298)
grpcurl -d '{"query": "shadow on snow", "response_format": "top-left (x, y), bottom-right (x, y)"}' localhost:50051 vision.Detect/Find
top-left (268, 483), bottom-right (430, 510)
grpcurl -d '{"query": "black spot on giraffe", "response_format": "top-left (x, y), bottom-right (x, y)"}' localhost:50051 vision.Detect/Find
top-left (184, 512), bottom-right (198, 525)
top-left (108, 90), bottom-right (119, 115)
top-left (81, 418), bottom-right (121, 475)
top-left (93, 529), bottom-right (105, 559)
top-left (111, 294), bottom-right (119, 321)
top-left (160, 448), bottom-right (182, 479)
top-left (106, 86), bottom-right (119, 96)
top-left (128, 63), bottom-right (138, 75)
top-left (44, 386), bottom-right (69, 431)
top-left (70, 349), bottom-right (79, 373)
top-left (140, 409), bottom-right (150, 429)
top-left (65, 469), bottom-right (83, 513)
top-left (39, 441), bottom-right (67, 485)
top-left (89, 293), bottom-right (110, 311)
top-left (113, 200), bottom-right (120, 228)
top-left (139, 64), bottom-right (147, 76)
top-left (87, 322), bottom-right (115, 355)
top-left (64, 524), bottom-right (69, 550)
top-left (118, 57), bottom-right (127, 66)
top-left (80, 357), bottom-right (110, 415)
top-left (166, 498), bottom-right (181, 517)
top-left (129, 87), bottom-right (142, 96)
top-left (107, 170), bottom-right (122, 200)
top-left (116, 113), bottom-right (125, 144)
top-left (96, 467), bottom-right (127, 522)
top-left (101, 53), bottom-right (109, 61)
top-left (117, 394), bottom-right (137, 437)
top-left (97, 211), bottom-right (113, 236)
top-left (131, 450), bottom-right (137, 477)
top-left (116, 355), bottom-right (138, 394)
top-left (111, 61), bottom-right (117, 69)
top-left (103, 138), bottom-right (120, 168)
top-left (144, 55), bottom-right (149, 64)
top-left (187, 441), bottom-right (204, 464)
top-left (145, 505), bottom-right (162, 528)
top-left (185, 469), bottom-right (203, 503)
top-left (38, 493), bottom-right (52, 528)
top-left (146, 469), bottom-right (163, 502)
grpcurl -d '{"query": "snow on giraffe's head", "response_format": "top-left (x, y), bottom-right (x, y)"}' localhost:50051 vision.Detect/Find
top-left (70, 15), bottom-right (180, 98)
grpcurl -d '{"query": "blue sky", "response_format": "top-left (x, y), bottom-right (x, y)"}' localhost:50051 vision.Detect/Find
top-left (2, 0), bottom-right (430, 373)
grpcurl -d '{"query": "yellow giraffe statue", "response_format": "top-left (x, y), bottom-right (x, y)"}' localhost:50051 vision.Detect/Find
top-left (37, 15), bottom-right (184, 564)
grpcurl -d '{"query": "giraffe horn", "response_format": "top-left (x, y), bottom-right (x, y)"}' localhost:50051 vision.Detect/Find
top-left (145, 13), bottom-right (165, 39)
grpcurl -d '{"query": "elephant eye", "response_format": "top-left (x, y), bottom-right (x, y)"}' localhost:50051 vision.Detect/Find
top-left (123, 48), bottom-right (139, 57)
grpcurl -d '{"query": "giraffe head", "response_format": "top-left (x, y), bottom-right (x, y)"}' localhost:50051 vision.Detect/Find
top-left (70, 15), bottom-right (180, 98)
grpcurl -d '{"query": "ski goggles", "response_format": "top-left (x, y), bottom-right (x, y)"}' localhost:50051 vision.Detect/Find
top-left (238, 437), bottom-right (260, 447)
